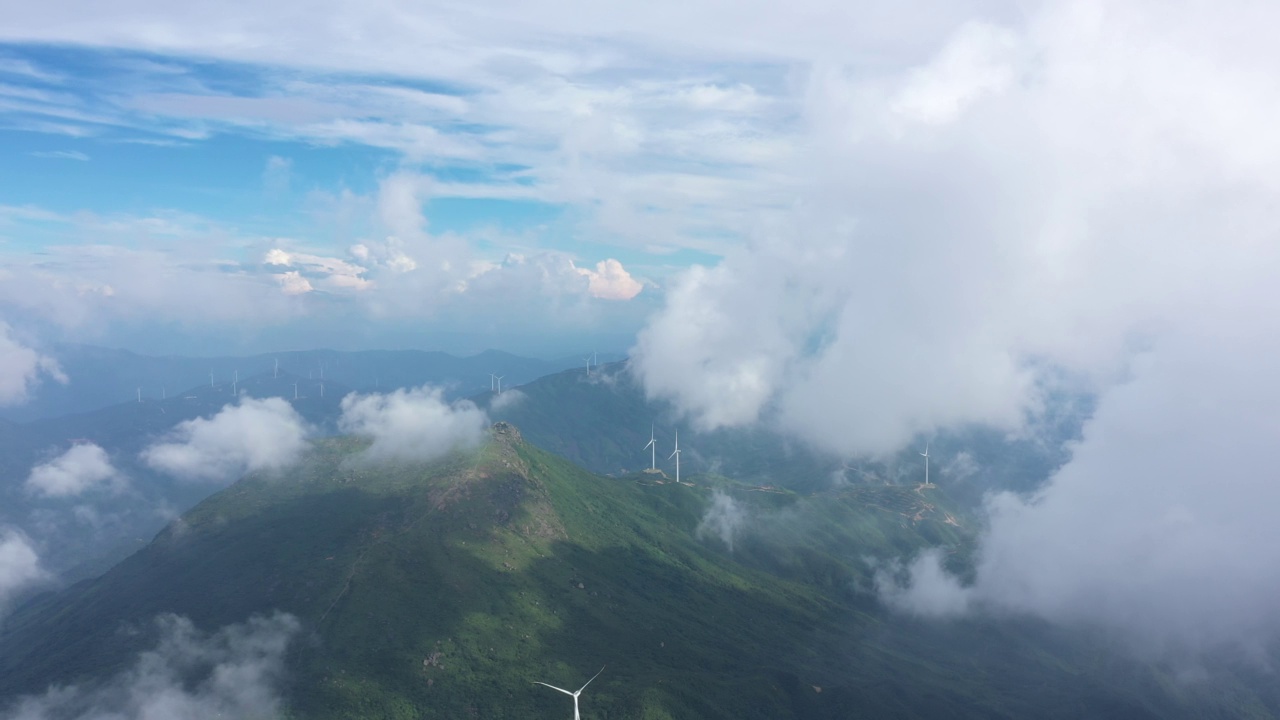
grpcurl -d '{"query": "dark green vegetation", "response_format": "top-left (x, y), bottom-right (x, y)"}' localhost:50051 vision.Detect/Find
top-left (2, 425), bottom-right (1272, 719)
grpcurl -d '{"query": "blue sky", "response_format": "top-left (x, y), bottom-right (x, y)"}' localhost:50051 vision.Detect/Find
top-left (0, 32), bottom-right (755, 356)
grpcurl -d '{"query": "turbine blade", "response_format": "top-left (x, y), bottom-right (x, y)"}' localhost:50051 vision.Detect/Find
top-left (669, 449), bottom-right (678, 459)
top-left (533, 682), bottom-right (575, 696)
top-left (577, 666), bottom-right (606, 693)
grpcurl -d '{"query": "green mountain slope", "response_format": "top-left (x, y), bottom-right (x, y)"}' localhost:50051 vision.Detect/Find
top-left (0, 425), bottom-right (1271, 719)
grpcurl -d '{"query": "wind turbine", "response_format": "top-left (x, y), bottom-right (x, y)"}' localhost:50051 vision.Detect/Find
top-left (232, 370), bottom-right (239, 396)
top-left (496, 376), bottom-right (505, 395)
top-left (920, 442), bottom-right (931, 487)
top-left (644, 424), bottom-right (656, 470)
top-left (320, 381), bottom-right (325, 398)
top-left (533, 666), bottom-right (605, 720)
top-left (209, 370), bottom-right (214, 388)
top-left (136, 387), bottom-right (141, 403)
top-left (490, 373), bottom-right (497, 392)
top-left (274, 358), bottom-right (279, 379)
top-left (583, 354), bottom-right (592, 376)
top-left (669, 430), bottom-right (681, 484)
top-left (293, 382), bottom-right (299, 400)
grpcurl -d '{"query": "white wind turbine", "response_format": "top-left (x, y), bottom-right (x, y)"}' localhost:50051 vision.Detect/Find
top-left (274, 358), bottom-right (279, 379)
top-left (490, 373), bottom-right (498, 392)
top-left (920, 442), bottom-right (931, 487)
top-left (644, 424), bottom-right (656, 470)
top-left (669, 430), bottom-right (681, 484)
top-left (533, 666), bottom-right (605, 720)
top-left (495, 375), bottom-right (505, 395)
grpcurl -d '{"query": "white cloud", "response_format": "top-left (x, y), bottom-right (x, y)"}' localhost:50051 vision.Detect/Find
top-left (262, 154), bottom-right (291, 194)
top-left (891, 324), bottom-right (1280, 653)
top-left (575, 258), bottom-right (643, 300)
top-left (889, 21), bottom-right (1020, 125)
top-left (141, 398), bottom-right (310, 483)
top-left (25, 443), bottom-right (121, 498)
top-left (696, 490), bottom-right (748, 552)
top-left (262, 247), bottom-right (371, 291)
top-left (876, 548), bottom-right (973, 618)
top-left (29, 150), bottom-right (89, 161)
top-left (0, 322), bottom-right (66, 406)
top-left (0, 612), bottom-right (300, 720)
top-left (488, 388), bottom-right (526, 411)
top-left (339, 386), bottom-right (489, 462)
top-left (273, 270), bottom-right (313, 295)
top-left (0, 529), bottom-right (45, 611)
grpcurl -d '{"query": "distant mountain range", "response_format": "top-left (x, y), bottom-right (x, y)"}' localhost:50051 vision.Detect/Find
top-left (2, 345), bottom-right (614, 423)
top-left (0, 351), bottom-right (1088, 589)
top-left (5, 425), bottom-right (1267, 718)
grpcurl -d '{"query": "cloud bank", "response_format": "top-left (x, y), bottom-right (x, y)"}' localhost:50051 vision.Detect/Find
top-left (0, 612), bottom-right (300, 720)
top-left (25, 443), bottom-right (121, 498)
top-left (339, 386), bottom-right (489, 462)
top-left (632, 2), bottom-right (1280, 656)
top-left (141, 398), bottom-right (310, 483)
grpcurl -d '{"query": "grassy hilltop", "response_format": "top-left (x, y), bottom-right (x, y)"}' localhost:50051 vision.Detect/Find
top-left (0, 424), bottom-right (1270, 718)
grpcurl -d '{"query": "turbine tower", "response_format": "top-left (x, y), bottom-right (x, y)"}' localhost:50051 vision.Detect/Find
top-left (669, 430), bottom-right (681, 484)
top-left (921, 442), bottom-right (931, 487)
top-left (533, 666), bottom-right (605, 720)
top-left (490, 373), bottom-right (497, 392)
top-left (496, 376), bottom-right (505, 395)
top-left (232, 370), bottom-right (238, 396)
top-left (274, 358), bottom-right (279, 379)
top-left (583, 355), bottom-right (592, 376)
top-left (136, 387), bottom-right (141, 403)
top-left (209, 370), bottom-right (214, 388)
top-left (644, 424), bottom-right (656, 470)
top-left (293, 382), bottom-right (299, 400)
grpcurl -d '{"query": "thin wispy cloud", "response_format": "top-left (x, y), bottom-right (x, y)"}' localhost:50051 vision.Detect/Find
top-left (29, 149), bottom-right (88, 161)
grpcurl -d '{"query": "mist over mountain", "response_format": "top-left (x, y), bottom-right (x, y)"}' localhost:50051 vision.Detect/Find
top-left (4, 425), bottom-right (1274, 719)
